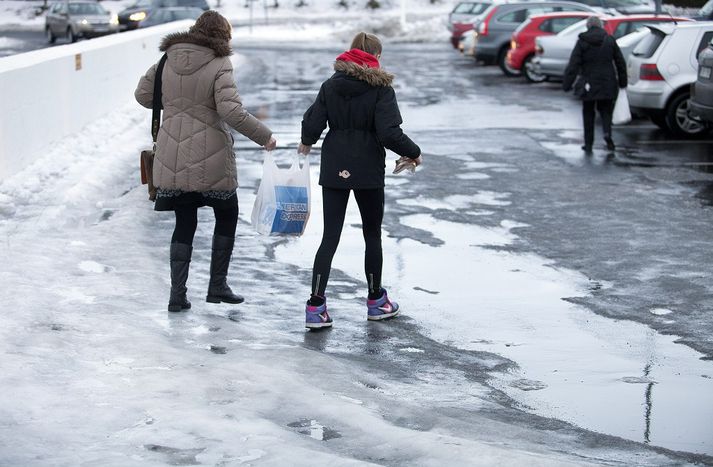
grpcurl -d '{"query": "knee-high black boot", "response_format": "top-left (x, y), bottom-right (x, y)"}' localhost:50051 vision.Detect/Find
top-left (168, 243), bottom-right (192, 312)
top-left (206, 235), bottom-right (244, 304)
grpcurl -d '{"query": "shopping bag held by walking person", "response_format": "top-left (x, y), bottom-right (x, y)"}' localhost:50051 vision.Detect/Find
top-left (251, 152), bottom-right (311, 236)
top-left (612, 89), bottom-right (632, 125)
top-left (139, 53), bottom-right (168, 201)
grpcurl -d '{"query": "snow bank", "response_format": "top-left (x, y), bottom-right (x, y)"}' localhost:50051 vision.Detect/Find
top-left (0, 21), bottom-right (192, 180)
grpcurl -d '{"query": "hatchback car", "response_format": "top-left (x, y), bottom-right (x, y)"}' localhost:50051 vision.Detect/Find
top-left (628, 23), bottom-right (713, 137)
top-left (45, 1), bottom-right (118, 43)
top-left (506, 11), bottom-right (592, 81)
top-left (118, 0), bottom-right (208, 30)
top-left (449, 0), bottom-right (495, 48)
top-left (532, 14), bottom-right (689, 80)
top-left (470, 1), bottom-right (595, 75)
top-left (691, 40), bottom-right (713, 123)
top-left (138, 6), bottom-right (203, 27)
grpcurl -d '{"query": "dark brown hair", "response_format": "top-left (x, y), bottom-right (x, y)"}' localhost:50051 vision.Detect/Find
top-left (190, 10), bottom-right (232, 41)
top-left (350, 32), bottom-right (382, 56)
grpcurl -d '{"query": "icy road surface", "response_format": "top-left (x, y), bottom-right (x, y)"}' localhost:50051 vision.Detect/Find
top-left (1, 39), bottom-right (712, 465)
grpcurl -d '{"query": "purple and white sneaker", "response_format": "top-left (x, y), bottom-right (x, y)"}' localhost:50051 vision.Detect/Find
top-left (305, 299), bottom-right (333, 329)
top-left (367, 288), bottom-right (400, 321)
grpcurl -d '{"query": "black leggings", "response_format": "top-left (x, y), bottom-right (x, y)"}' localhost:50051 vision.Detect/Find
top-left (582, 99), bottom-right (614, 148)
top-left (311, 187), bottom-right (384, 298)
top-left (172, 205), bottom-right (239, 245)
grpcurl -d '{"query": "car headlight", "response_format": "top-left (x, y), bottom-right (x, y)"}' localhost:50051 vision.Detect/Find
top-left (110, 14), bottom-right (119, 25)
top-left (129, 11), bottom-right (147, 21)
top-left (81, 19), bottom-right (88, 25)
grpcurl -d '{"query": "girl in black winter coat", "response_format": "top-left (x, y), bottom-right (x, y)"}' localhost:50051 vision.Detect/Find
top-left (563, 16), bottom-right (627, 153)
top-left (299, 32), bottom-right (422, 329)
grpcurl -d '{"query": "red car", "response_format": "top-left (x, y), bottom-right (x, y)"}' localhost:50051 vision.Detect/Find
top-left (506, 12), bottom-right (592, 81)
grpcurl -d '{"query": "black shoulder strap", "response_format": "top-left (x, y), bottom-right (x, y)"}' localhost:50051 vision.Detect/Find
top-left (151, 54), bottom-right (168, 143)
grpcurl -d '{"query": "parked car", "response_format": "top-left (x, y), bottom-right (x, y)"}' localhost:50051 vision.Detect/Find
top-left (532, 14), bottom-right (690, 80)
top-left (118, 0), bottom-right (208, 31)
top-left (691, 39), bottom-right (713, 123)
top-left (137, 6), bottom-right (203, 27)
top-left (506, 11), bottom-right (592, 81)
top-left (628, 22), bottom-right (713, 136)
top-left (470, 0), bottom-right (595, 75)
top-left (692, 0), bottom-right (713, 20)
top-left (449, 0), bottom-right (495, 48)
top-left (45, 0), bottom-right (119, 43)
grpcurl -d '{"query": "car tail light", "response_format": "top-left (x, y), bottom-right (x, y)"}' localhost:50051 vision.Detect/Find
top-left (640, 63), bottom-right (664, 81)
top-left (511, 39), bottom-right (517, 50)
top-left (478, 8), bottom-right (497, 37)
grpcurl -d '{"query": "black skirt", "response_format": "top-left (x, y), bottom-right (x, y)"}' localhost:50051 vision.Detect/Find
top-left (154, 188), bottom-right (238, 211)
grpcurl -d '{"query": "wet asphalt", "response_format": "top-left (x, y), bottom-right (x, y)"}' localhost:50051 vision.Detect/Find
top-left (227, 41), bottom-right (713, 462)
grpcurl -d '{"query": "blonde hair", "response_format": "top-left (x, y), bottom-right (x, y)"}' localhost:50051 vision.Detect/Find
top-left (350, 32), bottom-right (382, 56)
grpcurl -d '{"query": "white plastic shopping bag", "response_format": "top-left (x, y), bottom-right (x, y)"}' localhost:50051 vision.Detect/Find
top-left (251, 152), bottom-right (311, 236)
top-left (613, 89), bottom-right (632, 125)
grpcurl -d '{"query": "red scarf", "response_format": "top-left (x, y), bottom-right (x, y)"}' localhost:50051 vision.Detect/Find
top-left (336, 48), bottom-right (380, 69)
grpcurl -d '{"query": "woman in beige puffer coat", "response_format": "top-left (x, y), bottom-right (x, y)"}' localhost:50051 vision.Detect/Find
top-left (135, 10), bottom-right (276, 312)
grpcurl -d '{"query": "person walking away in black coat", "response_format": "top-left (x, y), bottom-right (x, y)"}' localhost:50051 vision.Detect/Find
top-left (299, 32), bottom-right (422, 329)
top-left (563, 16), bottom-right (627, 153)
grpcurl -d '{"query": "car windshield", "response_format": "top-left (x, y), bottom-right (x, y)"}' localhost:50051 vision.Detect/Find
top-left (173, 8), bottom-right (202, 19)
top-left (453, 2), bottom-right (490, 14)
top-left (68, 3), bottom-right (107, 15)
top-left (558, 19), bottom-right (587, 36)
top-left (159, 0), bottom-right (205, 6)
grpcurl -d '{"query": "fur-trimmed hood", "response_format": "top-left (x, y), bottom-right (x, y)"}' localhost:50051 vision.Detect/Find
top-left (334, 60), bottom-right (394, 87)
top-left (160, 31), bottom-right (232, 57)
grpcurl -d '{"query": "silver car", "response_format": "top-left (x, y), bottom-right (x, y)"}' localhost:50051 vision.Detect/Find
top-left (45, 1), bottom-right (119, 44)
top-left (628, 22), bottom-right (713, 136)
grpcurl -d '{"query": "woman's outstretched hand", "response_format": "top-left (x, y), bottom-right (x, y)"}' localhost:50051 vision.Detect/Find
top-left (264, 137), bottom-right (277, 151)
top-left (413, 155), bottom-right (423, 166)
top-left (298, 143), bottom-right (312, 155)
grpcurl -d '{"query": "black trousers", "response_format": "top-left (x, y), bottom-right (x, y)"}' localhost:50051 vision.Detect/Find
top-left (582, 99), bottom-right (614, 148)
top-left (311, 187), bottom-right (384, 298)
top-left (172, 205), bottom-right (239, 245)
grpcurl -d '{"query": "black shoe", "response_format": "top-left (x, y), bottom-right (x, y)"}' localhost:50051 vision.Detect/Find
top-left (168, 243), bottom-right (192, 312)
top-left (206, 235), bottom-right (245, 304)
top-left (581, 145), bottom-right (593, 154)
top-left (604, 137), bottom-right (615, 151)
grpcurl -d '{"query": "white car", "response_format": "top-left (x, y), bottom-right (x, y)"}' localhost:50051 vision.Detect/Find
top-left (628, 23), bottom-right (713, 137)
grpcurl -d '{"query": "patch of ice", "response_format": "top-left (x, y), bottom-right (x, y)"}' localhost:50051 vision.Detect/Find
top-left (456, 172), bottom-right (490, 180)
top-left (650, 308), bottom-right (673, 316)
top-left (399, 347), bottom-right (425, 353)
top-left (78, 260), bottom-right (108, 274)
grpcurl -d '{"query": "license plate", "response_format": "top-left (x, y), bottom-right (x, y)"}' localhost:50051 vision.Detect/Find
top-left (701, 66), bottom-right (712, 79)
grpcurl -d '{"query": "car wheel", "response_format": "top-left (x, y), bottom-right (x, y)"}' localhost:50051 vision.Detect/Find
top-left (46, 27), bottom-right (56, 44)
top-left (67, 27), bottom-right (77, 43)
top-left (498, 47), bottom-right (521, 77)
top-left (664, 92), bottom-right (709, 137)
top-left (523, 54), bottom-right (547, 83)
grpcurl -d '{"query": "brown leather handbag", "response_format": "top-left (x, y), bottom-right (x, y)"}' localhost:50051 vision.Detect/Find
top-left (140, 54), bottom-right (168, 201)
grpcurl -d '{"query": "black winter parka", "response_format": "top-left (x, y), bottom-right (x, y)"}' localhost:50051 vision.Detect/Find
top-left (563, 26), bottom-right (627, 101)
top-left (301, 60), bottom-right (420, 189)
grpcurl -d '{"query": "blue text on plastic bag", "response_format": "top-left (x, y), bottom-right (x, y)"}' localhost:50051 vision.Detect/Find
top-left (271, 185), bottom-right (309, 234)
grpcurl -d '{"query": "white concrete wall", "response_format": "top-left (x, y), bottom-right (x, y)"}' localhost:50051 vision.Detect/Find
top-left (0, 21), bottom-right (193, 179)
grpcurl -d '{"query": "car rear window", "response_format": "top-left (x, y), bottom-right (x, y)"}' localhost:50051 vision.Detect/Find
top-left (453, 2), bottom-right (490, 14)
top-left (540, 16), bottom-right (586, 33)
top-left (632, 28), bottom-right (665, 58)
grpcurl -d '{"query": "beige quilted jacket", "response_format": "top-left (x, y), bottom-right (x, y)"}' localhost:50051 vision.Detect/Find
top-left (135, 32), bottom-right (272, 192)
